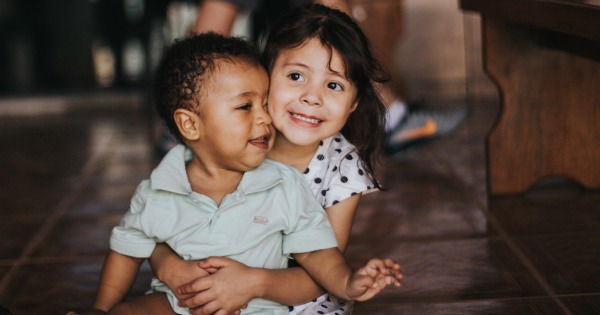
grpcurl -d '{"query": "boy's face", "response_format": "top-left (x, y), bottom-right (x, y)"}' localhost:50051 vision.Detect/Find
top-left (192, 60), bottom-right (273, 171)
top-left (267, 37), bottom-right (358, 147)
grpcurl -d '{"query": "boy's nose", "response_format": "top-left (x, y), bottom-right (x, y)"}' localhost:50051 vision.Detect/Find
top-left (256, 107), bottom-right (272, 125)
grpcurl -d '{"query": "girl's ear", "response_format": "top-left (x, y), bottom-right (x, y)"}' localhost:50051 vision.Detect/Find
top-left (174, 108), bottom-right (202, 141)
top-left (350, 99), bottom-right (359, 113)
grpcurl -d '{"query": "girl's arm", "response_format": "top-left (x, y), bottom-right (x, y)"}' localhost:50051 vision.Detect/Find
top-left (258, 194), bottom-right (361, 303)
top-left (293, 248), bottom-right (401, 302)
top-left (92, 250), bottom-right (143, 311)
top-left (149, 243), bottom-right (209, 298)
top-left (177, 195), bottom-right (362, 311)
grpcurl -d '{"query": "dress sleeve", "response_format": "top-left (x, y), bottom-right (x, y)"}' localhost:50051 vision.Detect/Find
top-left (323, 150), bottom-right (378, 209)
top-left (282, 171), bottom-right (338, 256)
top-left (110, 180), bottom-right (158, 258)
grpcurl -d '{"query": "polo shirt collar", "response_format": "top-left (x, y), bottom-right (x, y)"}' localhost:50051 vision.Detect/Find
top-left (238, 160), bottom-right (283, 194)
top-left (150, 144), bottom-right (192, 195)
top-left (150, 145), bottom-right (282, 195)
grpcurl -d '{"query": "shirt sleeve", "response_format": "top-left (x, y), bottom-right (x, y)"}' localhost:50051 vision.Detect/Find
top-left (110, 180), bottom-right (158, 258)
top-left (324, 151), bottom-right (379, 208)
top-left (282, 171), bottom-right (338, 255)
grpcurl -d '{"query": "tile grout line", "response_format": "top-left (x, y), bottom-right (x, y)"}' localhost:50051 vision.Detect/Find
top-left (0, 137), bottom-right (113, 296)
top-left (426, 146), bottom-right (575, 315)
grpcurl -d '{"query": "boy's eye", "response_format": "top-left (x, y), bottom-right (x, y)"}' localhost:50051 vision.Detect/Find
top-left (288, 72), bottom-right (304, 82)
top-left (237, 104), bottom-right (252, 110)
top-left (327, 82), bottom-right (343, 91)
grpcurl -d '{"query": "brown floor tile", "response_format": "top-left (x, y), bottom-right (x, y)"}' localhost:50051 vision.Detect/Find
top-left (0, 266), bottom-right (11, 281)
top-left (0, 215), bottom-right (47, 260)
top-left (490, 189), bottom-right (600, 236)
top-left (30, 214), bottom-right (121, 258)
top-left (352, 196), bottom-right (488, 241)
top-left (67, 180), bottom-right (141, 217)
top-left (355, 297), bottom-right (565, 315)
top-left (345, 238), bottom-right (544, 302)
top-left (0, 171), bottom-right (74, 217)
top-left (0, 260), bottom-right (153, 315)
top-left (560, 294), bottom-right (600, 314)
top-left (516, 233), bottom-right (600, 295)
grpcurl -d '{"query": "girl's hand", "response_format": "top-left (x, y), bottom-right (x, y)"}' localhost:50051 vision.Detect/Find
top-left (176, 257), bottom-right (261, 315)
top-left (159, 257), bottom-right (210, 300)
top-left (346, 258), bottom-right (403, 301)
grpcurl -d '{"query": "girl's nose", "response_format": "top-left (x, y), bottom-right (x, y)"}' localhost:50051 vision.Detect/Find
top-left (300, 85), bottom-right (322, 106)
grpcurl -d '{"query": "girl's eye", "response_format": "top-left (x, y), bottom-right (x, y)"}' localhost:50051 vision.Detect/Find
top-left (288, 72), bottom-right (304, 82)
top-left (327, 82), bottom-right (343, 91)
top-left (237, 104), bottom-right (251, 110)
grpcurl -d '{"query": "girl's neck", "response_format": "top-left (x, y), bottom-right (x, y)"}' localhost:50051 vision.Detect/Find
top-left (268, 134), bottom-right (320, 172)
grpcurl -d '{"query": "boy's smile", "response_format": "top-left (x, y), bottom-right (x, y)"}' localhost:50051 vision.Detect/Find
top-left (268, 37), bottom-right (358, 148)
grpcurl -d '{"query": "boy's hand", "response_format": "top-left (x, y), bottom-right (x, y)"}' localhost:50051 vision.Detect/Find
top-left (177, 257), bottom-right (257, 315)
top-left (346, 258), bottom-right (402, 301)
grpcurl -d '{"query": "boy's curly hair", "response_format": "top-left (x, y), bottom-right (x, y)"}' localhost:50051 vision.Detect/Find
top-left (154, 32), bottom-right (262, 142)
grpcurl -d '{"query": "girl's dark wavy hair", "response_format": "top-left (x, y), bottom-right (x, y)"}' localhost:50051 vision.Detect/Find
top-left (154, 32), bottom-right (262, 143)
top-left (262, 4), bottom-right (388, 186)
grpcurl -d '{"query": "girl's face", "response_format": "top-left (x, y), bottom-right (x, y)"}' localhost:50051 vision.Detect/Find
top-left (268, 37), bottom-right (358, 147)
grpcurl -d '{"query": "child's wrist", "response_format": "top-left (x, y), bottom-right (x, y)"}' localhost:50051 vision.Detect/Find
top-left (251, 268), bottom-right (269, 299)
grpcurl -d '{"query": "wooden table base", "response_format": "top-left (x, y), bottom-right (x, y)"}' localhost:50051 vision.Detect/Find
top-left (482, 18), bottom-right (600, 194)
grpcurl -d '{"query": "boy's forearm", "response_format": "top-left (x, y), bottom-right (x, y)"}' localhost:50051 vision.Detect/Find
top-left (93, 250), bottom-right (143, 311)
top-left (255, 266), bottom-right (326, 305)
top-left (294, 248), bottom-right (353, 300)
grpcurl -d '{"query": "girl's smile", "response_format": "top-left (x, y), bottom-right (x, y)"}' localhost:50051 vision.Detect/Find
top-left (289, 111), bottom-right (324, 127)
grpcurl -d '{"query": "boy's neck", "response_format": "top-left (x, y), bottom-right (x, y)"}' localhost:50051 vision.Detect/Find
top-left (268, 133), bottom-right (319, 172)
top-left (186, 155), bottom-right (244, 206)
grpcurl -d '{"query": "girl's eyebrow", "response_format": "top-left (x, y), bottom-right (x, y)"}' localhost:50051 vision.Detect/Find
top-left (282, 62), bottom-right (309, 69)
top-left (283, 62), bottom-right (347, 81)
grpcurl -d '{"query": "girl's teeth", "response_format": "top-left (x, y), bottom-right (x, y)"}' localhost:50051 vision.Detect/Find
top-left (292, 113), bottom-right (320, 124)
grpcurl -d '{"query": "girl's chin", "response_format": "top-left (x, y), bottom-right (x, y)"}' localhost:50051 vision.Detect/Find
top-left (281, 133), bottom-right (322, 147)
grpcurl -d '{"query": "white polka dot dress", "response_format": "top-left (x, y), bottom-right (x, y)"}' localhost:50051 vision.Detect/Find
top-left (290, 133), bottom-right (378, 315)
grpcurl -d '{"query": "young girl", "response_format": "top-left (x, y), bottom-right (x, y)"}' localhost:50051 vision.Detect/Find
top-left (151, 4), bottom-right (392, 314)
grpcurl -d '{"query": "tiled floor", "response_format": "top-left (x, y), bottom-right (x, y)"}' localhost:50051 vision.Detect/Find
top-left (1, 91), bottom-right (599, 315)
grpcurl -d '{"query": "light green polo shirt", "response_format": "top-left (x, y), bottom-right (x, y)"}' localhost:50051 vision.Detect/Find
top-left (110, 144), bottom-right (338, 315)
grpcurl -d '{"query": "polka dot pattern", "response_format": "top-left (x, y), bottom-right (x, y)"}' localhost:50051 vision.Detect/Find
top-left (302, 133), bottom-right (378, 210)
top-left (289, 292), bottom-right (353, 314)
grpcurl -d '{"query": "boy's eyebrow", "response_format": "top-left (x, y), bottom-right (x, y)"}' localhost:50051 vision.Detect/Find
top-left (283, 62), bottom-right (348, 81)
top-left (230, 91), bottom-right (259, 100)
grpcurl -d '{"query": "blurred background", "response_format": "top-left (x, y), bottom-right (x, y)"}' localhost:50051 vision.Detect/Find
top-left (0, 0), bottom-right (494, 102)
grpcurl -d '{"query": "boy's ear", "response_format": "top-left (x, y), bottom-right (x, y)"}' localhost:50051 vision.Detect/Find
top-left (174, 108), bottom-right (202, 141)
